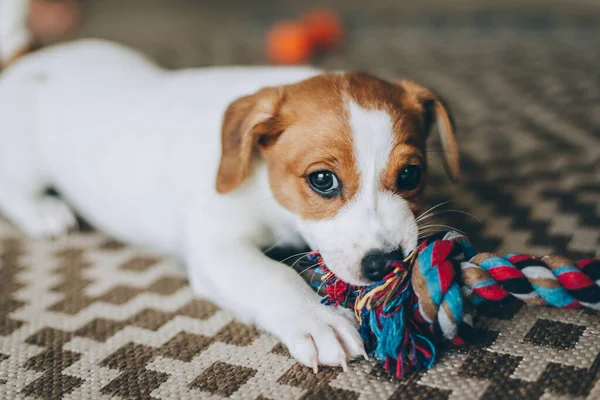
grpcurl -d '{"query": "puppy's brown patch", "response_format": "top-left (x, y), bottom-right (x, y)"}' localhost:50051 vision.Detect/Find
top-left (261, 75), bottom-right (360, 220)
top-left (217, 87), bottom-right (284, 194)
top-left (345, 72), bottom-right (429, 211)
top-left (346, 72), bottom-right (426, 148)
top-left (217, 71), bottom-right (457, 221)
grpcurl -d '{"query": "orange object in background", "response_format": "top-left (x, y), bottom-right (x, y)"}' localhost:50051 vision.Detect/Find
top-left (265, 20), bottom-right (313, 65)
top-left (28, 0), bottom-right (81, 41)
top-left (303, 9), bottom-right (344, 49)
top-left (265, 9), bottom-right (344, 65)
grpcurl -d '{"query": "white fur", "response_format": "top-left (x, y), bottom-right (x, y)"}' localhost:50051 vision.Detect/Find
top-left (0, 37), bottom-right (420, 369)
top-left (0, 0), bottom-right (30, 63)
top-left (0, 39), bottom-right (370, 370)
top-left (298, 101), bottom-right (417, 285)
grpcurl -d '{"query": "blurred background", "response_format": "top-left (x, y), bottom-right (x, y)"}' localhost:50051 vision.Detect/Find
top-left (62, 0), bottom-right (600, 69)
top-left (33, 0), bottom-right (600, 257)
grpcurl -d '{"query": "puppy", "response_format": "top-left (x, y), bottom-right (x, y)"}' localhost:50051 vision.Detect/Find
top-left (0, 33), bottom-right (459, 370)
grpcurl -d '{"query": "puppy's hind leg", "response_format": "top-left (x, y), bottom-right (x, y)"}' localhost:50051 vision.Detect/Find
top-left (0, 76), bottom-right (77, 238)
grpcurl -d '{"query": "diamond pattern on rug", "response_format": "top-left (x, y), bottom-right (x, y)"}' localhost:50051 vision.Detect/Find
top-left (524, 320), bottom-right (586, 350)
top-left (1, 5), bottom-right (600, 399)
top-left (189, 361), bottom-right (258, 396)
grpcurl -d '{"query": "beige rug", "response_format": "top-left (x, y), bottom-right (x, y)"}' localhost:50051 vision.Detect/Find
top-left (1, 1), bottom-right (600, 398)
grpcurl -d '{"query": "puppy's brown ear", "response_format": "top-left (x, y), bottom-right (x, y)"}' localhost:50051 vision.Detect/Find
top-left (397, 80), bottom-right (460, 182)
top-left (216, 87), bottom-right (283, 194)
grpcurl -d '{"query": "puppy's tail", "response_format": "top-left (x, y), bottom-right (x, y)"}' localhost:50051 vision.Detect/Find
top-left (0, 0), bottom-right (32, 69)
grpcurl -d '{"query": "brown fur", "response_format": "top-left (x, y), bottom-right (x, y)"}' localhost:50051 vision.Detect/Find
top-left (261, 75), bottom-right (360, 220)
top-left (216, 72), bottom-right (458, 221)
top-left (396, 79), bottom-right (460, 182)
top-left (216, 87), bottom-right (284, 194)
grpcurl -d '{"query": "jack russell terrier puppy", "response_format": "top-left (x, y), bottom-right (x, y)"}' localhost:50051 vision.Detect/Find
top-left (0, 0), bottom-right (459, 372)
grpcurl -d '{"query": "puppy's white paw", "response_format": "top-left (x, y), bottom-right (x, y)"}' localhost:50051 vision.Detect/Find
top-left (20, 197), bottom-right (77, 238)
top-left (270, 303), bottom-right (366, 371)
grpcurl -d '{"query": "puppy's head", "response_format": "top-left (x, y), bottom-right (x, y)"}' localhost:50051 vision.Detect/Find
top-left (217, 72), bottom-right (458, 285)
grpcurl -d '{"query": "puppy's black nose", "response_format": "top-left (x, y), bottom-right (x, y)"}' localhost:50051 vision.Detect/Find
top-left (361, 249), bottom-right (404, 282)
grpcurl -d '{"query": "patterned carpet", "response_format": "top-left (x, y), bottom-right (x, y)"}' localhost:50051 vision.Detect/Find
top-left (1, 2), bottom-right (600, 399)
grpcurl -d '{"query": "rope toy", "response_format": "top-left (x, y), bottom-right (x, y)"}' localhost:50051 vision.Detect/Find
top-left (297, 231), bottom-right (600, 379)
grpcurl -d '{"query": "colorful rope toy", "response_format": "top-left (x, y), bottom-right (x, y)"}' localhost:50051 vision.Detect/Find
top-left (297, 231), bottom-right (600, 379)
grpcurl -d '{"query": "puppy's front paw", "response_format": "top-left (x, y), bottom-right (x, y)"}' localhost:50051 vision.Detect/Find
top-left (271, 304), bottom-right (366, 372)
top-left (12, 196), bottom-right (77, 238)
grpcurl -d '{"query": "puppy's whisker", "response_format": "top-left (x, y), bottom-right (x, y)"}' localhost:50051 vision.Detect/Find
top-left (416, 200), bottom-right (453, 222)
top-left (417, 209), bottom-right (481, 223)
top-left (289, 253), bottom-right (312, 270)
top-left (316, 280), bottom-right (326, 297)
top-left (418, 226), bottom-right (443, 233)
top-left (297, 262), bottom-right (321, 276)
top-left (263, 238), bottom-right (287, 254)
top-left (278, 251), bottom-right (311, 265)
top-left (417, 232), bottom-right (444, 241)
top-left (418, 231), bottom-right (442, 239)
top-left (416, 200), bottom-right (454, 222)
top-left (417, 228), bottom-right (444, 237)
top-left (418, 224), bottom-right (465, 235)
top-left (417, 224), bottom-right (439, 230)
top-left (418, 223), bottom-right (461, 231)
top-left (418, 226), bottom-right (441, 233)
top-left (417, 228), bottom-right (448, 238)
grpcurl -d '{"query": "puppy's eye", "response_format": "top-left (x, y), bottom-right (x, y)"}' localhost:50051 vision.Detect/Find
top-left (308, 171), bottom-right (341, 198)
top-left (397, 165), bottom-right (422, 191)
